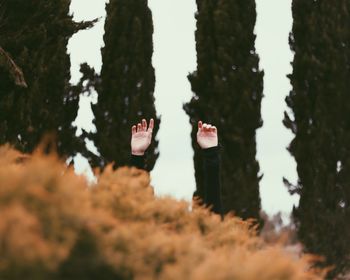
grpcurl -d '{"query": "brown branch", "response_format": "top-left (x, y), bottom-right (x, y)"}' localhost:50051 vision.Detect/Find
top-left (0, 47), bottom-right (27, 88)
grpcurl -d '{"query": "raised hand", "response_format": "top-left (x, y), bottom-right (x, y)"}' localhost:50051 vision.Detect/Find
top-left (131, 118), bottom-right (154, 156)
top-left (197, 121), bottom-right (218, 149)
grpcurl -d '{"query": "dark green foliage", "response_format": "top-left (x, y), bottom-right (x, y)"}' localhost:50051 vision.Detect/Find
top-left (184, 0), bottom-right (264, 223)
top-left (284, 0), bottom-right (350, 277)
top-left (85, 0), bottom-right (159, 170)
top-left (0, 0), bottom-right (95, 158)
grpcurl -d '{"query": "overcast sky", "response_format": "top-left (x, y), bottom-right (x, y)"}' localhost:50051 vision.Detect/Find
top-left (68, 0), bottom-right (299, 220)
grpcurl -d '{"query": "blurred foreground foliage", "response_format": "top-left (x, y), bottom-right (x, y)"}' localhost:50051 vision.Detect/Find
top-left (0, 145), bottom-right (326, 280)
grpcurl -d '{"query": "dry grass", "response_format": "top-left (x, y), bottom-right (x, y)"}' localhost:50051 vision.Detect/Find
top-left (0, 145), bottom-right (326, 279)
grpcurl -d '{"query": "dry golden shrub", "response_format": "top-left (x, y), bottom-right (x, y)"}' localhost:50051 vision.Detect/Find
top-left (0, 145), bottom-right (326, 280)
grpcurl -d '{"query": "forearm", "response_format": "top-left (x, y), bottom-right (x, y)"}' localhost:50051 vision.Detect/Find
top-left (202, 146), bottom-right (223, 217)
top-left (130, 154), bottom-right (146, 170)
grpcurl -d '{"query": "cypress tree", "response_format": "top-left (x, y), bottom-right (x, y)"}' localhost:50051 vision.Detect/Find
top-left (86, 0), bottom-right (159, 170)
top-left (0, 0), bottom-right (94, 157)
top-left (284, 0), bottom-right (350, 276)
top-left (184, 0), bottom-right (264, 223)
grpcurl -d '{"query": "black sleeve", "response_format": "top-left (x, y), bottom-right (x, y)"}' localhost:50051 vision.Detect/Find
top-left (130, 154), bottom-right (146, 170)
top-left (202, 146), bottom-right (223, 217)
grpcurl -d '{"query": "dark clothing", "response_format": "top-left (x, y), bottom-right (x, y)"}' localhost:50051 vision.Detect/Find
top-left (201, 146), bottom-right (223, 217)
top-left (130, 147), bottom-right (223, 217)
top-left (130, 154), bottom-right (145, 170)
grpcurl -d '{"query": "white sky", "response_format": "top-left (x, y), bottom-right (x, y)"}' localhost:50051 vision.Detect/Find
top-left (68, 0), bottom-right (299, 220)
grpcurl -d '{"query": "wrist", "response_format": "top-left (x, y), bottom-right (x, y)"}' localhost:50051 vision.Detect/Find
top-left (202, 145), bottom-right (219, 151)
top-left (200, 144), bottom-right (218, 149)
top-left (131, 150), bottom-right (145, 156)
top-left (202, 145), bottom-right (220, 158)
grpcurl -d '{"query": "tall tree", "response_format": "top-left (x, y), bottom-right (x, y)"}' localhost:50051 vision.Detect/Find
top-left (86, 0), bottom-right (159, 170)
top-left (0, 0), bottom-right (94, 157)
top-left (184, 0), bottom-right (264, 223)
top-left (284, 0), bottom-right (350, 277)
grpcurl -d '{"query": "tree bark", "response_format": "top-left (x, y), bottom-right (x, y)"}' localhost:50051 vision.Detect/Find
top-left (0, 47), bottom-right (27, 88)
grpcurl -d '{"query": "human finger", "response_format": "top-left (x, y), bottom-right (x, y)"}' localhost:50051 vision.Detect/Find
top-left (132, 125), bottom-right (137, 135)
top-left (142, 119), bottom-right (147, 131)
top-left (137, 123), bottom-right (142, 132)
top-left (203, 123), bottom-right (209, 131)
top-left (211, 126), bottom-right (217, 133)
top-left (198, 121), bottom-right (203, 130)
top-left (148, 118), bottom-right (154, 132)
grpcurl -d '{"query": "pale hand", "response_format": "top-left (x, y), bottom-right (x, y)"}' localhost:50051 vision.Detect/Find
top-left (197, 121), bottom-right (218, 149)
top-left (131, 118), bottom-right (154, 156)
